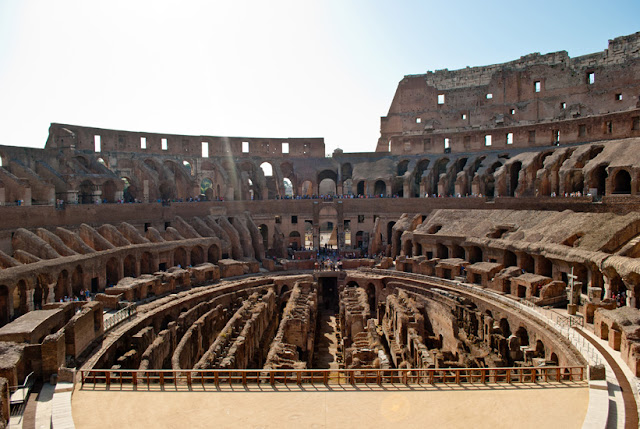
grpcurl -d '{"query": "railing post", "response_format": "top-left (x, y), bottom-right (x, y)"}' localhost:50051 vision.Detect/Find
top-left (133, 372), bottom-right (137, 389)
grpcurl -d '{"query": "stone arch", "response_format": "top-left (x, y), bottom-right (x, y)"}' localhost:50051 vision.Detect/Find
top-left (102, 180), bottom-right (117, 203)
top-left (588, 164), bottom-right (608, 197)
top-left (56, 270), bottom-right (70, 301)
top-left (164, 160), bottom-right (193, 200)
top-left (260, 162), bottom-right (274, 177)
top-left (387, 221), bottom-right (396, 244)
top-left (190, 246), bottom-right (204, 266)
top-left (0, 285), bottom-right (9, 325)
top-left (537, 256), bottom-right (552, 277)
top-left (515, 326), bottom-right (529, 346)
top-left (301, 180), bottom-right (313, 197)
top-left (71, 265), bottom-right (83, 296)
top-left (414, 159), bottom-right (430, 197)
top-left (283, 178), bottom-right (294, 197)
top-left (200, 177), bottom-right (214, 200)
top-left (468, 246), bottom-right (483, 263)
top-left (208, 245), bottom-right (220, 263)
top-left (356, 180), bottom-right (365, 196)
top-left (79, 179), bottom-right (97, 204)
top-left (159, 181), bottom-right (176, 200)
top-left (140, 252), bottom-right (155, 275)
top-left (397, 160), bottom-right (410, 177)
top-left (504, 250), bottom-right (517, 268)
top-left (319, 178), bottom-right (337, 195)
top-left (508, 162), bottom-right (522, 197)
top-left (549, 352), bottom-right (559, 364)
top-left (535, 339), bottom-right (546, 358)
top-left (34, 273), bottom-right (50, 309)
top-left (520, 253), bottom-right (534, 273)
top-left (342, 163), bottom-right (353, 180)
top-left (374, 180), bottom-right (386, 197)
top-left (403, 239), bottom-right (413, 257)
top-left (123, 254), bottom-right (137, 278)
top-left (105, 258), bottom-right (119, 286)
top-left (499, 318), bottom-right (511, 337)
top-left (433, 158), bottom-right (449, 195)
top-left (612, 169), bottom-right (632, 194)
top-left (122, 177), bottom-right (139, 202)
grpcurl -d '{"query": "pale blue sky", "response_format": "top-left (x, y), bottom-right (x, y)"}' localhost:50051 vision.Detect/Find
top-left (0, 0), bottom-right (638, 154)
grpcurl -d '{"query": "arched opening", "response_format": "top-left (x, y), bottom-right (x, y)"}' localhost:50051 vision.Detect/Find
top-left (320, 222), bottom-right (336, 249)
top-left (355, 231), bottom-right (365, 249)
top-left (301, 180), bottom-right (313, 197)
top-left (207, 245), bottom-right (220, 264)
top-left (468, 246), bottom-right (483, 263)
top-left (260, 162), bottom-right (273, 177)
top-left (504, 251), bottom-right (517, 268)
top-left (365, 283), bottom-right (376, 315)
top-left (97, 157), bottom-right (108, 167)
top-left (122, 177), bottom-right (138, 202)
top-left (520, 253), bottom-right (534, 273)
top-left (549, 352), bottom-right (559, 364)
top-left (102, 180), bottom-right (117, 203)
top-left (288, 231), bottom-right (301, 250)
top-left (56, 270), bottom-right (69, 301)
top-left (190, 247), bottom-right (204, 266)
top-left (71, 265), bottom-right (83, 296)
top-left (537, 256), bottom-right (552, 277)
top-left (14, 280), bottom-right (27, 316)
top-left (342, 163), bottom-right (353, 180)
top-left (535, 340), bottom-right (546, 358)
top-left (140, 252), bottom-right (155, 274)
top-left (283, 178), bottom-right (294, 197)
top-left (105, 258), bottom-right (119, 287)
top-left (414, 159), bottom-right (430, 197)
top-left (356, 181), bottom-right (365, 196)
top-left (159, 181), bottom-right (176, 200)
top-left (387, 221), bottom-right (396, 245)
top-left (485, 161), bottom-right (503, 198)
top-left (403, 240), bottom-right (413, 257)
top-left (174, 247), bottom-right (187, 268)
top-left (515, 326), bottom-right (529, 347)
top-left (450, 244), bottom-right (465, 259)
top-left (589, 165), bottom-right (608, 197)
top-left (259, 224), bottom-right (269, 250)
top-left (35, 274), bottom-right (49, 309)
top-left (123, 254), bottom-right (136, 278)
top-left (397, 160), bottom-right (410, 177)
top-left (200, 178), bottom-right (213, 200)
top-left (499, 318), bottom-right (511, 337)
top-left (319, 178), bottom-right (336, 195)
top-left (509, 162), bottom-right (522, 197)
top-left (436, 243), bottom-right (448, 259)
top-left (79, 180), bottom-right (96, 204)
top-left (0, 285), bottom-right (9, 325)
top-left (374, 180), bottom-right (386, 197)
top-left (613, 169), bottom-right (632, 194)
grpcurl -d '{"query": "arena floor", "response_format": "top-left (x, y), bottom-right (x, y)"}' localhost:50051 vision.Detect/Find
top-left (72, 382), bottom-right (589, 428)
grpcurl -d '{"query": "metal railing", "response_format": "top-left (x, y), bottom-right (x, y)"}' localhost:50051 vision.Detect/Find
top-left (103, 304), bottom-right (137, 332)
top-left (80, 366), bottom-right (585, 390)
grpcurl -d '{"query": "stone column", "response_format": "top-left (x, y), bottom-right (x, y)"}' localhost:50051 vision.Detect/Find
top-left (92, 190), bottom-right (102, 204)
top-left (47, 284), bottom-right (55, 304)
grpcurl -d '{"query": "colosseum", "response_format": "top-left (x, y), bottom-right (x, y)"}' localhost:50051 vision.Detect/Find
top-left (0, 32), bottom-right (639, 428)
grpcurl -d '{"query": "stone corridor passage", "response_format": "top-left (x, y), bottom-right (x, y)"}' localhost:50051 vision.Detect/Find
top-left (313, 307), bottom-right (341, 370)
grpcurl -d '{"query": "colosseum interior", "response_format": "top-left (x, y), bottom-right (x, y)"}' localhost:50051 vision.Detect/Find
top-left (0, 32), bottom-right (640, 428)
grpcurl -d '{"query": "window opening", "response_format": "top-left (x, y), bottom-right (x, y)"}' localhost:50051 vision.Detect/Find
top-left (140, 137), bottom-right (147, 149)
top-left (484, 135), bottom-right (492, 146)
top-left (94, 135), bottom-right (101, 152)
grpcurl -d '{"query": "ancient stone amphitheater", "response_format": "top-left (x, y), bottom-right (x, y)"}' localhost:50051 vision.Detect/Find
top-left (1, 32), bottom-right (640, 428)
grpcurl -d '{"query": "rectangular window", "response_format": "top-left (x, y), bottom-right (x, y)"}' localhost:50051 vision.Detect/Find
top-left (404, 141), bottom-right (411, 152)
top-left (358, 215), bottom-right (364, 223)
top-left (484, 135), bottom-right (492, 146)
top-left (510, 108), bottom-right (515, 115)
top-left (282, 142), bottom-right (289, 153)
top-left (423, 138), bottom-right (431, 150)
top-left (561, 102), bottom-right (566, 109)
top-left (486, 93), bottom-right (493, 99)
top-left (94, 135), bottom-right (101, 152)
top-left (275, 216), bottom-right (281, 224)
top-left (553, 130), bottom-right (560, 143)
top-left (463, 136), bottom-right (471, 148)
top-left (140, 137), bottom-right (147, 149)
top-left (291, 215), bottom-right (298, 224)
top-left (534, 81), bottom-right (541, 93)
top-left (202, 142), bottom-right (209, 158)
top-left (437, 94), bottom-right (445, 104)
top-left (616, 93), bottom-right (623, 101)
top-left (506, 132), bottom-right (513, 144)
top-left (161, 138), bottom-right (168, 151)
top-left (579, 124), bottom-right (587, 137)
top-left (528, 131), bottom-right (536, 143)
top-left (632, 117), bottom-right (640, 131)
top-left (444, 138), bottom-right (450, 149)
top-left (587, 72), bottom-right (595, 84)
top-left (416, 117), bottom-right (421, 123)
top-left (461, 113), bottom-right (467, 120)
top-left (242, 141), bottom-right (249, 153)
top-left (605, 121), bottom-right (613, 134)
